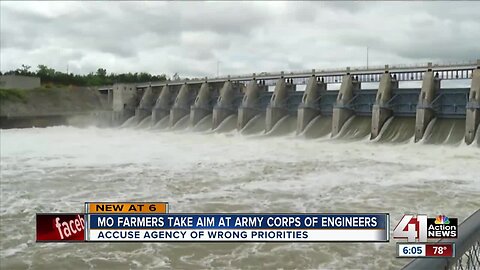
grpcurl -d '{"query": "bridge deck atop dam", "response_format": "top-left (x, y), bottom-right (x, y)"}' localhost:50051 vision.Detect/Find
top-left (99, 60), bottom-right (480, 145)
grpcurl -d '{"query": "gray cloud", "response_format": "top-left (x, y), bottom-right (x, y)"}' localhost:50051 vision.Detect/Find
top-left (1, 1), bottom-right (479, 78)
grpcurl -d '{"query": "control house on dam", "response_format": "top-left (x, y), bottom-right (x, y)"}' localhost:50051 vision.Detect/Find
top-left (99, 60), bottom-right (480, 145)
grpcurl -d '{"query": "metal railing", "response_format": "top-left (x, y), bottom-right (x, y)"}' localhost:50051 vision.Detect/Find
top-left (96, 61), bottom-right (480, 91)
top-left (208, 60), bottom-right (478, 81)
top-left (134, 61), bottom-right (479, 88)
top-left (403, 209), bottom-right (480, 270)
top-left (96, 60), bottom-right (479, 91)
top-left (453, 242), bottom-right (480, 270)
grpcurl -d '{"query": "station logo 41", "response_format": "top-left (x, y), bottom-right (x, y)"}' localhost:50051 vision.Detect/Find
top-left (393, 214), bottom-right (458, 242)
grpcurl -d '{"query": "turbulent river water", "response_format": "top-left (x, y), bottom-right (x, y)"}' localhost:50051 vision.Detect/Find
top-left (1, 124), bottom-right (479, 269)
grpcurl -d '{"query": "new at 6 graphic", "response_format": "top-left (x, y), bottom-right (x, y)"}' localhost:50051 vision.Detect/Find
top-left (393, 214), bottom-right (458, 242)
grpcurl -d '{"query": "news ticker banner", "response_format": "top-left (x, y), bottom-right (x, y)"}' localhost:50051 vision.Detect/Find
top-left (36, 202), bottom-right (389, 242)
top-left (87, 213), bottom-right (389, 242)
top-left (397, 243), bottom-right (455, 258)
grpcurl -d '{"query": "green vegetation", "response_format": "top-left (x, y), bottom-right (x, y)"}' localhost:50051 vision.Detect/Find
top-left (0, 88), bottom-right (28, 103)
top-left (2, 64), bottom-right (167, 87)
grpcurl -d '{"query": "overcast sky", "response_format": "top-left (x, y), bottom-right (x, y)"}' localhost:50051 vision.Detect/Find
top-left (1, 1), bottom-right (479, 78)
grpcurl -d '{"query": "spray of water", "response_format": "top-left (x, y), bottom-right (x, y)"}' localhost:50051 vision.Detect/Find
top-left (375, 117), bottom-right (415, 144)
top-left (239, 114), bottom-right (266, 135)
top-left (120, 116), bottom-right (137, 128)
top-left (333, 116), bottom-right (371, 141)
top-left (298, 116), bottom-right (332, 139)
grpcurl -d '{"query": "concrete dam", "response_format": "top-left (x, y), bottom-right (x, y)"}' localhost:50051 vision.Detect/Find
top-left (99, 61), bottom-right (480, 145)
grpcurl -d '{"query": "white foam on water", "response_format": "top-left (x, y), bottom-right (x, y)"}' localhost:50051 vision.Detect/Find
top-left (1, 126), bottom-right (479, 269)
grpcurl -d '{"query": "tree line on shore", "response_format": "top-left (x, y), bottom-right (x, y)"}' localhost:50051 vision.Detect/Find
top-left (1, 64), bottom-right (168, 86)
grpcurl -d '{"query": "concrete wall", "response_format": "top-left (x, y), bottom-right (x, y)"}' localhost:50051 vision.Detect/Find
top-left (112, 83), bottom-right (139, 112)
top-left (414, 70), bottom-right (440, 142)
top-left (111, 83), bottom-right (141, 124)
top-left (331, 74), bottom-right (360, 137)
top-left (0, 75), bottom-right (41, 90)
top-left (371, 71), bottom-right (398, 139)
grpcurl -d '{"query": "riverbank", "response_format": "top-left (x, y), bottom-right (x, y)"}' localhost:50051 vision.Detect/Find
top-left (0, 86), bottom-right (110, 128)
